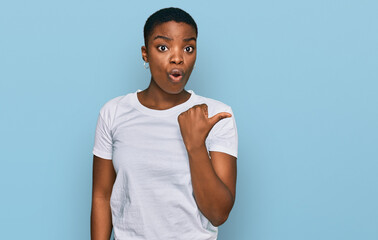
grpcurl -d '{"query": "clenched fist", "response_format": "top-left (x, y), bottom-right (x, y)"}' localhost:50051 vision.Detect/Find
top-left (178, 104), bottom-right (231, 151)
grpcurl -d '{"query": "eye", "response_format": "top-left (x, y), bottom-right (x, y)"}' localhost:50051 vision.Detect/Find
top-left (184, 46), bottom-right (194, 53)
top-left (157, 45), bottom-right (168, 52)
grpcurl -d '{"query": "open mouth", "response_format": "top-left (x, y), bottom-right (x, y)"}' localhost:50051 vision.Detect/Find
top-left (169, 69), bottom-right (184, 82)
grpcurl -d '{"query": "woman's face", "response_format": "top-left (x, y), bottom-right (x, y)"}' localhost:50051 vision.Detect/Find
top-left (142, 21), bottom-right (197, 95)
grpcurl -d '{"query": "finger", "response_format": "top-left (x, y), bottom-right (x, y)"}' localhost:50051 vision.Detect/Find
top-left (209, 112), bottom-right (232, 126)
top-left (201, 104), bottom-right (208, 117)
top-left (189, 104), bottom-right (203, 113)
top-left (193, 104), bottom-right (204, 109)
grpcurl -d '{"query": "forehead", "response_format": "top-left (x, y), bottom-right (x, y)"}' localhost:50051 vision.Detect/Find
top-left (149, 21), bottom-right (197, 41)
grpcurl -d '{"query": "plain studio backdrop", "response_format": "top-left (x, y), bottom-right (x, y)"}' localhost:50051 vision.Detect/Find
top-left (0, 0), bottom-right (377, 239)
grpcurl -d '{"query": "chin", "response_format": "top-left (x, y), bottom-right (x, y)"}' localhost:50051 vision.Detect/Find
top-left (162, 82), bottom-right (188, 95)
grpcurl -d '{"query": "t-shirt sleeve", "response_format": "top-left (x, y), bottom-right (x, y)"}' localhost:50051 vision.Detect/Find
top-left (206, 106), bottom-right (238, 158)
top-left (92, 111), bottom-right (113, 160)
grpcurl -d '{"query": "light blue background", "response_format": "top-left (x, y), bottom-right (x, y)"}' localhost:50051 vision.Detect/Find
top-left (1, 0), bottom-right (377, 239)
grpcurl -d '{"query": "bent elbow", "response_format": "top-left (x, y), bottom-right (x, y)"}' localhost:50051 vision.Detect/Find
top-left (210, 213), bottom-right (230, 227)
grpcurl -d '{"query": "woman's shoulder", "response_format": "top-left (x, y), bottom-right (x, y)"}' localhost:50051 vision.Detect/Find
top-left (98, 92), bottom-right (135, 118)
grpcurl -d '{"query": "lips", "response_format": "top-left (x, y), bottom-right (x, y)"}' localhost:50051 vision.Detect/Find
top-left (168, 68), bottom-right (184, 82)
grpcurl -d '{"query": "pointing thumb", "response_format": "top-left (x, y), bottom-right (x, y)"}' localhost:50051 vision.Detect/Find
top-left (209, 112), bottom-right (232, 127)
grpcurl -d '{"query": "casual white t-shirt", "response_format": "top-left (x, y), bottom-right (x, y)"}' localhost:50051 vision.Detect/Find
top-left (93, 89), bottom-right (238, 240)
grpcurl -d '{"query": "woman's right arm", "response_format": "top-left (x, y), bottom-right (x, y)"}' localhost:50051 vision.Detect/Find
top-left (91, 155), bottom-right (116, 240)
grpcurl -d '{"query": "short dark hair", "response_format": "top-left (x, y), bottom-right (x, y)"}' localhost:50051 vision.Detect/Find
top-left (143, 7), bottom-right (198, 47)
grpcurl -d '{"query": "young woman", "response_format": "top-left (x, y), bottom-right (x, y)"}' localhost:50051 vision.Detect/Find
top-left (91, 7), bottom-right (238, 240)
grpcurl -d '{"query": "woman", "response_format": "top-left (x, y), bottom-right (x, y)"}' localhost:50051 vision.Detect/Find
top-left (91, 7), bottom-right (238, 240)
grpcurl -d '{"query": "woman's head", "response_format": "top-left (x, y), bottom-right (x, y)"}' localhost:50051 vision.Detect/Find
top-left (143, 7), bottom-right (198, 48)
top-left (141, 8), bottom-right (198, 95)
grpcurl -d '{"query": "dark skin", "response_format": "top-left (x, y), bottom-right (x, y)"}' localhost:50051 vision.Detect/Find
top-left (91, 21), bottom-right (237, 239)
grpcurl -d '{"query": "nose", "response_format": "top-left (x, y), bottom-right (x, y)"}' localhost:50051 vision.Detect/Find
top-left (169, 48), bottom-right (183, 65)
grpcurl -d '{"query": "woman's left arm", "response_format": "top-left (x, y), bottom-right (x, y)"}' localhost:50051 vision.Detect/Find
top-left (178, 104), bottom-right (237, 227)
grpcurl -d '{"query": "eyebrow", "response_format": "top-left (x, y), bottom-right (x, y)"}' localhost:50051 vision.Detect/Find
top-left (153, 35), bottom-right (197, 42)
top-left (183, 37), bottom-right (197, 42)
top-left (153, 35), bottom-right (172, 41)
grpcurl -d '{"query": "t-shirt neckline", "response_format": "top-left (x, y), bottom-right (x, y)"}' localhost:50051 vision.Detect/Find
top-left (132, 89), bottom-right (195, 117)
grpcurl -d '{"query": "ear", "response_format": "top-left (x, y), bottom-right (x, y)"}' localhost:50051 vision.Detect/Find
top-left (141, 46), bottom-right (148, 62)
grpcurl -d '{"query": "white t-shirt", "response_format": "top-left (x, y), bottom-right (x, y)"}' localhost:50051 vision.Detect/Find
top-left (93, 90), bottom-right (238, 240)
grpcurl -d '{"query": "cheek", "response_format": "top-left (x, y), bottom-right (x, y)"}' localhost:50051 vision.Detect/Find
top-left (149, 55), bottom-right (167, 69)
top-left (150, 62), bottom-right (164, 72)
top-left (187, 53), bottom-right (197, 64)
top-left (148, 58), bottom-right (160, 69)
top-left (149, 61), bottom-right (166, 79)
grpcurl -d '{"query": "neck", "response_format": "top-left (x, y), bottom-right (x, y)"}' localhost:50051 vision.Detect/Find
top-left (137, 79), bottom-right (191, 110)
